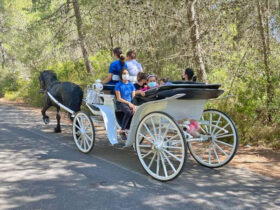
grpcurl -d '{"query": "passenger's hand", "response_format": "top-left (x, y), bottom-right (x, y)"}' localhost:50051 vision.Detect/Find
top-left (128, 103), bottom-right (136, 113)
top-left (140, 91), bottom-right (145, 96)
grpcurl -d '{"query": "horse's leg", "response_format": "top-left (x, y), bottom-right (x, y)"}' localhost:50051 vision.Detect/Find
top-left (41, 95), bottom-right (51, 124)
top-left (54, 106), bottom-right (61, 133)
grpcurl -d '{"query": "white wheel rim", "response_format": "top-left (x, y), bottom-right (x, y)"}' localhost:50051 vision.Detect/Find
top-left (188, 110), bottom-right (237, 167)
top-left (136, 113), bottom-right (185, 181)
top-left (73, 113), bottom-right (94, 153)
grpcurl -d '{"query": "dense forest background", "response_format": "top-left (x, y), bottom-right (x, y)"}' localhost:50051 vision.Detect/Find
top-left (0, 0), bottom-right (279, 148)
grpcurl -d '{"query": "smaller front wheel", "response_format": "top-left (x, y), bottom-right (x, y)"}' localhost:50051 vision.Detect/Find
top-left (73, 111), bottom-right (95, 153)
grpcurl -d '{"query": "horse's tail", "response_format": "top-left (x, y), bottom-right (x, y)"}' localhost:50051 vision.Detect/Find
top-left (68, 87), bottom-right (83, 121)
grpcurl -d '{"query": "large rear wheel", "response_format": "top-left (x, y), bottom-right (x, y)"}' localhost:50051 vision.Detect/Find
top-left (73, 111), bottom-right (95, 154)
top-left (136, 112), bottom-right (187, 181)
top-left (188, 109), bottom-right (238, 168)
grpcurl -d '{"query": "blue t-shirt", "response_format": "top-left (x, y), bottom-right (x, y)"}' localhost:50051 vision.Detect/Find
top-left (126, 60), bottom-right (142, 76)
top-left (109, 60), bottom-right (128, 76)
top-left (115, 81), bottom-right (136, 102)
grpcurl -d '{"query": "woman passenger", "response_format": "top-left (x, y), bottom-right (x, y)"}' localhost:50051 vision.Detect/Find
top-left (115, 69), bottom-right (136, 140)
top-left (102, 47), bottom-right (128, 86)
top-left (182, 68), bottom-right (197, 82)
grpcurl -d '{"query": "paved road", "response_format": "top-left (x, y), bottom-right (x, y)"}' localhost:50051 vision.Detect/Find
top-left (0, 103), bottom-right (279, 210)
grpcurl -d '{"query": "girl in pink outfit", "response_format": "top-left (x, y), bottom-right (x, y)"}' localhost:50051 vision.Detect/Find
top-left (141, 74), bottom-right (158, 91)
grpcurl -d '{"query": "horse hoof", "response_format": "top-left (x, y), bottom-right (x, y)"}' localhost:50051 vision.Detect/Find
top-left (43, 117), bottom-right (50, 125)
top-left (54, 127), bottom-right (61, 133)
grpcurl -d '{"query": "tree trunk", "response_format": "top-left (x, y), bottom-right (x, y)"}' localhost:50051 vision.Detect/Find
top-left (257, 0), bottom-right (273, 123)
top-left (0, 41), bottom-right (6, 68)
top-left (72, 0), bottom-right (93, 74)
top-left (187, 0), bottom-right (207, 83)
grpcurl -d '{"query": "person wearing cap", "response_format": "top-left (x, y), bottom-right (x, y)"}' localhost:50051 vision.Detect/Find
top-left (126, 50), bottom-right (143, 83)
top-left (102, 47), bottom-right (128, 86)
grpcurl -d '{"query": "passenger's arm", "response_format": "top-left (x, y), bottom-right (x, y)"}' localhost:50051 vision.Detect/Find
top-left (102, 73), bottom-right (113, 85)
top-left (135, 90), bottom-right (145, 96)
top-left (115, 91), bottom-right (130, 105)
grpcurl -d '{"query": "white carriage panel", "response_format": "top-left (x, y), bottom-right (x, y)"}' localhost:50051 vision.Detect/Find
top-left (164, 99), bottom-right (207, 121)
top-left (91, 104), bottom-right (119, 145)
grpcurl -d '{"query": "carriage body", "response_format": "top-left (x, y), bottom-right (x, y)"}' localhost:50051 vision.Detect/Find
top-left (49, 81), bottom-right (238, 181)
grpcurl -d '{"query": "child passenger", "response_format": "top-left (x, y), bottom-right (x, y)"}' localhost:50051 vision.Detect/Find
top-left (115, 69), bottom-right (136, 140)
top-left (134, 72), bottom-right (147, 96)
top-left (141, 74), bottom-right (158, 91)
top-left (159, 77), bottom-right (172, 86)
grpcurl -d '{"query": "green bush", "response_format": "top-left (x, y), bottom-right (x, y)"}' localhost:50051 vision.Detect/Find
top-left (0, 68), bottom-right (20, 97)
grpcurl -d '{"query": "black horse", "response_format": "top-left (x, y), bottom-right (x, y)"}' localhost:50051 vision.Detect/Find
top-left (39, 70), bottom-right (83, 133)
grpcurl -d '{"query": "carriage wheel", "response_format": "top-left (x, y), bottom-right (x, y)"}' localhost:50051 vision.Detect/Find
top-left (136, 112), bottom-right (186, 181)
top-left (188, 109), bottom-right (238, 168)
top-left (73, 111), bottom-right (95, 154)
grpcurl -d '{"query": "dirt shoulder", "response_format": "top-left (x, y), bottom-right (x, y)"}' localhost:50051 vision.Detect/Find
top-left (1, 98), bottom-right (279, 180)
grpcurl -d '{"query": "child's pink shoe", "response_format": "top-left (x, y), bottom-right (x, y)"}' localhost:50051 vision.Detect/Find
top-left (188, 120), bottom-right (200, 138)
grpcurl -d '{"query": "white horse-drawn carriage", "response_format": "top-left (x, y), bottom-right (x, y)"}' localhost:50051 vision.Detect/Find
top-left (47, 80), bottom-right (238, 181)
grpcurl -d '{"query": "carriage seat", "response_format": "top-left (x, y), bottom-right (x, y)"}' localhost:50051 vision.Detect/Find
top-left (103, 84), bottom-right (116, 95)
top-left (133, 83), bottom-right (224, 106)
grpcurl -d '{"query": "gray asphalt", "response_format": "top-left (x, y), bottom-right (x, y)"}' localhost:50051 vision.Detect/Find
top-left (0, 103), bottom-right (279, 210)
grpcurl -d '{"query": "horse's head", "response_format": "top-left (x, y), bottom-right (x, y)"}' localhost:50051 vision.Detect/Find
top-left (39, 70), bottom-right (58, 93)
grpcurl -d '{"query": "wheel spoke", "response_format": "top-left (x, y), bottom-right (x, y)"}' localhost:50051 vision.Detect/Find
top-left (148, 152), bottom-right (157, 169)
top-left (214, 142), bottom-right (229, 157)
top-left (214, 123), bottom-right (230, 136)
top-left (150, 117), bottom-right (157, 136)
top-left (163, 145), bottom-right (182, 150)
top-left (216, 133), bottom-right (234, 139)
top-left (209, 113), bottom-right (213, 134)
top-left (85, 134), bottom-right (93, 142)
top-left (139, 144), bottom-right (152, 148)
top-left (162, 151), bottom-right (176, 173)
top-left (77, 135), bottom-right (82, 142)
top-left (156, 152), bottom-right (160, 175)
top-left (143, 123), bottom-right (156, 141)
top-left (75, 124), bottom-right (81, 130)
top-left (212, 115), bottom-right (221, 135)
top-left (215, 139), bottom-right (233, 147)
top-left (163, 149), bottom-right (182, 162)
top-left (138, 132), bottom-right (154, 144)
top-left (208, 144), bottom-right (212, 164)
top-left (212, 143), bottom-right (220, 164)
top-left (76, 117), bottom-right (82, 128)
top-left (84, 136), bottom-right (90, 148)
top-left (159, 152), bottom-right (168, 177)
top-left (199, 124), bottom-right (207, 134)
top-left (85, 130), bottom-right (93, 135)
top-left (159, 117), bottom-right (162, 138)
top-left (164, 134), bottom-right (179, 144)
top-left (202, 116), bottom-right (209, 133)
top-left (142, 150), bottom-right (153, 159)
top-left (162, 123), bottom-right (171, 139)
